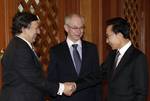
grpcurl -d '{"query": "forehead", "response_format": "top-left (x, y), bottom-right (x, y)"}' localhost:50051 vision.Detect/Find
top-left (106, 25), bottom-right (113, 33)
top-left (69, 16), bottom-right (83, 25)
top-left (30, 20), bottom-right (39, 27)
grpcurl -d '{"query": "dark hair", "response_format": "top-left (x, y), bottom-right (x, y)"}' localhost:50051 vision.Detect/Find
top-left (106, 17), bottom-right (131, 39)
top-left (12, 12), bottom-right (38, 36)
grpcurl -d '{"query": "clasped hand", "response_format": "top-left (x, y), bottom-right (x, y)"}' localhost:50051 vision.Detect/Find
top-left (63, 82), bottom-right (76, 96)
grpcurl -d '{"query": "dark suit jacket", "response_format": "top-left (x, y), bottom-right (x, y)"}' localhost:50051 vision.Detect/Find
top-left (0, 37), bottom-right (59, 101)
top-left (48, 40), bottom-right (101, 101)
top-left (102, 45), bottom-right (148, 101)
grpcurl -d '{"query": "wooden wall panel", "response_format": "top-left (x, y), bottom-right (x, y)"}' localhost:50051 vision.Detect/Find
top-left (64, 0), bottom-right (80, 15)
top-left (144, 0), bottom-right (150, 100)
top-left (144, 0), bottom-right (150, 60)
top-left (57, 0), bottom-right (65, 41)
top-left (4, 0), bottom-right (18, 45)
top-left (0, 0), bottom-right (5, 91)
top-left (101, 0), bottom-right (121, 62)
top-left (80, 0), bottom-right (92, 42)
top-left (91, 0), bottom-right (103, 62)
top-left (80, 0), bottom-right (104, 63)
top-left (0, 0), bottom-right (5, 49)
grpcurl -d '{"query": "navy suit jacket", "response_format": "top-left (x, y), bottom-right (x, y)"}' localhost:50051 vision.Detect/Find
top-left (48, 40), bottom-right (101, 101)
top-left (0, 36), bottom-right (59, 101)
top-left (102, 45), bottom-right (148, 101)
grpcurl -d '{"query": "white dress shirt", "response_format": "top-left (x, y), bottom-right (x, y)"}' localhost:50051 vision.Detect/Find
top-left (66, 37), bottom-right (82, 67)
top-left (116, 41), bottom-right (132, 67)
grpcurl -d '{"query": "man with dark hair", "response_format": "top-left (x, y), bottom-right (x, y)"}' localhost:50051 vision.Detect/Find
top-left (102, 17), bottom-right (148, 101)
top-left (0, 12), bottom-right (75, 101)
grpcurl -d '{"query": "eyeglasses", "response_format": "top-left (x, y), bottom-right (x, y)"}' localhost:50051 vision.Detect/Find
top-left (106, 33), bottom-right (116, 39)
top-left (66, 24), bottom-right (85, 30)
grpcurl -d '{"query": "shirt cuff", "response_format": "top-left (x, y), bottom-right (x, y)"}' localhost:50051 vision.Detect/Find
top-left (57, 83), bottom-right (64, 95)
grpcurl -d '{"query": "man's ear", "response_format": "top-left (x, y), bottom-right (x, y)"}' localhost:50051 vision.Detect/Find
top-left (118, 32), bottom-right (124, 38)
top-left (21, 27), bottom-right (25, 33)
top-left (64, 24), bottom-right (69, 32)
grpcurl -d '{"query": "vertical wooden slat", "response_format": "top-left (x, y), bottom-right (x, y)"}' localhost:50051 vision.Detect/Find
top-left (91, 0), bottom-right (104, 63)
top-left (144, 0), bottom-right (150, 100)
top-left (64, 0), bottom-right (80, 15)
top-left (80, 0), bottom-right (92, 42)
top-left (57, 0), bottom-right (65, 41)
top-left (0, 0), bottom-right (5, 49)
top-left (4, 0), bottom-right (18, 45)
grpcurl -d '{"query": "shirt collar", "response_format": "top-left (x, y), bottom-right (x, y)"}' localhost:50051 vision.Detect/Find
top-left (118, 41), bottom-right (132, 56)
top-left (16, 35), bottom-right (33, 49)
top-left (66, 37), bottom-right (82, 48)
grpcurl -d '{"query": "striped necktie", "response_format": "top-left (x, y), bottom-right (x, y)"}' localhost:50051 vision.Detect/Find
top-left (72, 44), bottom-right (81, 75)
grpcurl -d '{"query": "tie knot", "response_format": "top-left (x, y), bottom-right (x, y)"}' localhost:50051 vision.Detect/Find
top-left (72, 44), bottom-right (78, 49)
top-left (116, 51), bottom-right (120, 57)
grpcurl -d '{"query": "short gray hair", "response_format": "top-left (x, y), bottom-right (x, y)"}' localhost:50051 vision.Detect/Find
top-left (64, 13), bottom-right (85, 25)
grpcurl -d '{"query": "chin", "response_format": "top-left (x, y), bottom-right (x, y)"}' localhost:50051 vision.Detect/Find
top-left (111, 47), bottom-right (115, 50)
top-left (73, 37), bottom-right (79, 40)
top-left (32, 40), bottom-right (35, 43)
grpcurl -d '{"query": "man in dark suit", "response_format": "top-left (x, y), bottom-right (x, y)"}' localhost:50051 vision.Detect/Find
top-left (48, 13), bottom-right (101, 101)
top-left (0, 12), bottom-right (75, 101)
top-left (102, 17), bottom-right (148, 101)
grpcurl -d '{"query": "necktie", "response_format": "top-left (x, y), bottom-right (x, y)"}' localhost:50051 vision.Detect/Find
top-left (32, 46), bottom-right (38, 58)
top-left (72, 44), bottom-right (81, 75)
top-left (113, 51), bottom-right (120, 69)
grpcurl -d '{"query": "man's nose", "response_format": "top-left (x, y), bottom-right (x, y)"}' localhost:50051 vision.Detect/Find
top-left (37, 29), bottom-right (40, 34)
top-left (106, 38), bottom-right (109, 43)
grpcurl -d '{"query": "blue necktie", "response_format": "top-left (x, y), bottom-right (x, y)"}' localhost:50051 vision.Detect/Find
top-left (72, 44), bottom-right (81, 75)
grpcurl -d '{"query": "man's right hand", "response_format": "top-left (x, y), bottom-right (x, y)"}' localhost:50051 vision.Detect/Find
top-left (63, 82), bottom-right (76, 96)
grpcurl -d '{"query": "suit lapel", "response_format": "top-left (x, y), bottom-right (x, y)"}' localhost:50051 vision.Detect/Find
top-left (79, 41), bottom-right (87, 76)
top-left (111, 45), bottom-right (135, 79)
top-left (15, 37), bottom-right (42, 69)
top-left (62, 41), bottom-right (87, 76)
top-left (59, 41), bottom-right (88, 76)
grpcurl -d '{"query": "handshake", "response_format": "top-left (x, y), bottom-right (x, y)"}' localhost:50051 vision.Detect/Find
top-left (63, 82), bottom-right (76, 96)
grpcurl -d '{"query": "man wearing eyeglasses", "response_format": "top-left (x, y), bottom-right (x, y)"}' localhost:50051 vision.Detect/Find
top-left (48, 13), bottom-right (101, 101)
top-left (101, 17), bottom-right (148, 101)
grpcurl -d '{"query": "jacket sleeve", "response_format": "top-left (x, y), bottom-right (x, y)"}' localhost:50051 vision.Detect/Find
top-left (133, 53), bottom-right (148, 101)
top-left (13, 47), bottom-right (59, 97)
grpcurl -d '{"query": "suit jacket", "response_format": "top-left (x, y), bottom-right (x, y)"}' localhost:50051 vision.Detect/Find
top-left (0, 36), bottom-right (59, 101)
top-left (48, 40), bottom-right (101, 101)
top-left (102, 45), bottom-right (148, 101)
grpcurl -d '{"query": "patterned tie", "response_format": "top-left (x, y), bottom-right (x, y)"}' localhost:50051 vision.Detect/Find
top-left (72, 44), bottom-right (81, 75)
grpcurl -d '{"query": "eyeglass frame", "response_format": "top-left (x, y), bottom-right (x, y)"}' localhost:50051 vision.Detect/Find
top-left (66, 24), bottom-right (85, 30)
top-left (105, 32), bottom-right (119, 40)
